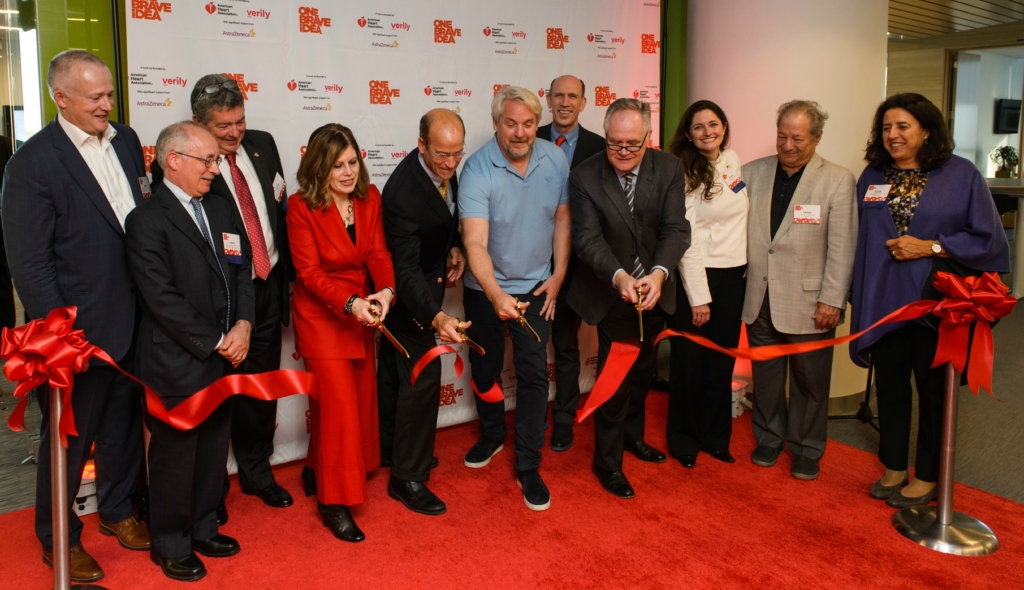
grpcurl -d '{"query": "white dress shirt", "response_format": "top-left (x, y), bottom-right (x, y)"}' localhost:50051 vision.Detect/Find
top-left (58, 113), bottom-right (137, 229)
top-left (678, 148), bottom-right (749, 307)
top-left (218, 145), bottom-right (279, 278)
top-left (418, 153), bottom-right (456, 215)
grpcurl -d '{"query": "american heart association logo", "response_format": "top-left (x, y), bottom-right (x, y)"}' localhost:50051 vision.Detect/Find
top-left (361, 149), bottom-right (367, 159)
top-left (357, 16), bottom-right (367, 28)
top-left (483, 27), bottom-right (491, 36)
top-left (588, 33), bottom-right (595, 42)
top-left (205, 2), bottom-right (216, 14)
top-left (633, 90), bottom-right (639, 98)
top-left (287, 80), bottom-right (297, 91)
top-left (795, 205), bottom-right (803, 211)
top-left (537, 89), bottom-right (544, 97)
top-left (424, 86), bottom-right (432, 96)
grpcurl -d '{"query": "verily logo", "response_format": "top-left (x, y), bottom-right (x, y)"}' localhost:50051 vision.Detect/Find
top-left (512, 30), bottom-right (525, 39)
top-left (204, 2), bottom-right (215, 14)
top-left (391, 151), bottom-right (408, 159)
top-left (299, 7), bottom-right (331, 33)
top-left (162, 77), bottom-right (187, 87)
top-left (369, 80), bottom-right (399, 104)
top-left (434, 19), bottom-right (460, 43)
top-left (492, 83), bottom-right (509, 96)
top-left (641, 33), bottom-right (660, 54)
top-left (611, 37), bottom-right (625, 44)
top-left (324, 84), bottom-right (343, 93)
top-left (131, 0), bottom-right (171, 20)
top-left (247, 9), bottom-right (269, 19)
top-left (392, 22), bottom-right (410, 31)
top-left (483, 26), bottom-right (491, 36)
top-left (595, 86), bottom-right (616, 107)
top-left (223, 73), bottom-right (258, 99)
top-left (454, 88), bottom-right (471, 97)
top-left (287, 80), bottom-right (297, 91)
top-left (546, 27), bottom-right (568, 49)
top-left (357, 16), bottom-right (367, 28)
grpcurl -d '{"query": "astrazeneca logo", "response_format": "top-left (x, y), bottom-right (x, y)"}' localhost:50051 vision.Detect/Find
top-left (546, 27), bottom-right (568, 49)
top-left (434, 20), bottom-right (461, 43)
top-left (299, 7), bottom-right (331, 33)
top-left (493, 84), bottom-right (509, 96)
top-left (594, 86), bottom-right (616, 107)
top-left (136, 98), bottom-right (173, 107)
top-left (641, 34), bottom-right (660, 54)
top-left (369, 80), bottom-right (400, 104)
top-left (132, 0), bottom-right (171, 20)
top-left (223, 73), bottom-right (258, 99)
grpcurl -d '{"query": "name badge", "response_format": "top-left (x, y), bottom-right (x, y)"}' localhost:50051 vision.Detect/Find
top-left (139, 176), bottom-right (152, 198)
top-left (722, 170), bottom-right (746, 194)
top-left (864, 184), bottom-right (890, 203)
top-left (793, 204), bottom-right (821, 224)
top-left (273, 173), bottom-right (287, 203)
top-left (222, 232), bottom-right (244, 264)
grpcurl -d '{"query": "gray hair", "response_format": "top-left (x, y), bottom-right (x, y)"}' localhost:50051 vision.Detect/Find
top-left (155, 121), bottom-right (204, 168)
top-left (776, 100), bottom-right (829, 137)
top-left (491, 86), bottom-right (543, 123)
top-left (190, 73), bottom-right (245, 124)
top-left (46, 50), bottom-right (108, 98)
top-left (603, 98), bottom-right (652, 135)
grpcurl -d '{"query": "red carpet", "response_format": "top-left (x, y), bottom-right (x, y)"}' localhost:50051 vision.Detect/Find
top-left (2, 392), bottom-right (1023, 589)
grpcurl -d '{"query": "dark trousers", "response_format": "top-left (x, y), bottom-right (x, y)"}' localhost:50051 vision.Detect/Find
top-left (747, 293), bottom-right (835, 460)
top-left (464, 285), bottom-right (550, 473)
top-left (665, 266), bottom-right (746, 456)
top-left (551, 276), bottom-right (583, 425)
top-left (35, 364), bottom-right (143, 552)
top-left (872, 322), bottom-right (944, 482)
top-left (377, 327), bottom-right (442, 482)
top-left (225, 263), bottom-right (283, 495)
top-left (150, 400), bottom-right (232, 559)
top-left (594, 298), bottom-right (666, 472)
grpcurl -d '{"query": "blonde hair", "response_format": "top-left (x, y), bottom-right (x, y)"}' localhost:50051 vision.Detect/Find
top-left (491, 86), bottom-right (542, 123)
top-left (295, 123), bottom-right (369, 211)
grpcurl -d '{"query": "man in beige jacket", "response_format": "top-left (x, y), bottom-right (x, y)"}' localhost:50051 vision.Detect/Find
top-left (741, 100), bottom-right (857, 480)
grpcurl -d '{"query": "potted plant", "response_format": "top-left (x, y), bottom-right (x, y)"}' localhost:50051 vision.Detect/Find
top-left (990, 145), bottom-right (1019, 178)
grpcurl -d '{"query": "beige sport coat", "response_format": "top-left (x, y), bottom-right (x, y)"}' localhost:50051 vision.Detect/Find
top-left (741, 153), bottom-right (858, 334)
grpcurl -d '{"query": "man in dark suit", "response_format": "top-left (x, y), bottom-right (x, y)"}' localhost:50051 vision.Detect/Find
top-left (537, 75), bottom-right (606, 451)
top-left (378, 109), bottom-right (467, 515)
top-left (151, 73), bottom-right (292, 516)
top-left (2, 50), bottom-right (150, 583)
top-left (569, 98), bottom-right (690, 499)
top-left (126, 121), bottom-right (254, 582)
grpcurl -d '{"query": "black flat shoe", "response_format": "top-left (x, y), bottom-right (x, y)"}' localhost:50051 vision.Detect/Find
top-left (151, 551), bottom-right (206, 582)
top-left (592, 464), bottom-right (635, 499)
top-left (319, 503), bottom-right (365, 543)
top-left (625, 441), bottom-right (666, 463)
top-left (702, 447), bottom-right (735, 463)
top-left (192, 534), bottom-right (240, 558)
top-left (870, 473), bottom-right (909, 500)
top-left (887, 485), bottom-right (938, 509)
top-left (302, 466), bottom-right (317, 498)
top-left (387, 477), bottom-right (447, 515)
top-left (216, 499), bottom-right (228, 526)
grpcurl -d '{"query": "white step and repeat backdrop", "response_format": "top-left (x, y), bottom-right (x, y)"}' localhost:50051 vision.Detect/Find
top-left (126, 0), bottom-right (662, 467)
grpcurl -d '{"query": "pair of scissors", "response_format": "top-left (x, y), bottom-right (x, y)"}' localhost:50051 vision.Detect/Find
top-left (368, 301), bottom-right (409, 358)
top-left (635, 285), bottom-right (645, 341)
top-left (513, 298), bottom-right (542, 342)
top-left (457, 321), bottom-right (486, 355)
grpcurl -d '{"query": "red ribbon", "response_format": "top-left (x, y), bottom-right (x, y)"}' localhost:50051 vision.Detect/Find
top-left (471, 381), bottom-right (506, 403)
top-left (575, 341), bottom-right (642, 423)
top-left (410, 344), bottom-right (464, 386)
top-left (2, 307), bottom-right (318, 445)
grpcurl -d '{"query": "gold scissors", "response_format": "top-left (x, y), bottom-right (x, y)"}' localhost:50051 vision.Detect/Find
top-left (368, 301), bottom-right (409, 358)
top-left (514, 298), bottom-right (542, 342)
top-left (635, 285), bottom-right (645, 342)
top-left (457, 321), bottom-right (486, 355)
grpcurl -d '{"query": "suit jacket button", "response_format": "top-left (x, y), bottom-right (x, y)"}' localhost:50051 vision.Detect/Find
top-left (437, 277), bottom-right (443, 283)
top-left (763, 277), bottom-right (768, 282)
top-left (769, 249), bottom-right (774, 254)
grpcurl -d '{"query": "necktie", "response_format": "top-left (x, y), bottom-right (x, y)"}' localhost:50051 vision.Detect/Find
top-left (225, 153), bottom-right (271, 280)
top-left (555, 136), bottom-right (567, 147)
top-left (624, 173), bottom-right (645, 279)
top-left (190, 198), bottom-right (232, 333)
top-left (439, 179), bottom-right (448, 203)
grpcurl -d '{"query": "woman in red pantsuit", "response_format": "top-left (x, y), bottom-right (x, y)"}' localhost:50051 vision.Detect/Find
top-left (287, 123), bottom-right (395, 543)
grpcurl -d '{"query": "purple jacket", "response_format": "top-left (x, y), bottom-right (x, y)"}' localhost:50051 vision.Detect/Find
top-left (849, 155), bottom-right (1010, 367)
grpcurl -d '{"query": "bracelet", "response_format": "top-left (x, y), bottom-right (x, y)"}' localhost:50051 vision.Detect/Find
top-left (344, 295), bottom-right (359, 315)
top-left (382, 286), bottom-right (395, 303)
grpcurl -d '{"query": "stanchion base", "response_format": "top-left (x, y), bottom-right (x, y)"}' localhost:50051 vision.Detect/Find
top-left (53, 585), bottom-right (109, 589)
top-left (892, 506), bottom-right (999, 556)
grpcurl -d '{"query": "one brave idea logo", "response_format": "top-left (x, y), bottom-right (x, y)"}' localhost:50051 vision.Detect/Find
top-left (299, 6), bottom-right (331, 33)
top-left (223, 73), bottom-right (258, 99)
top-left (369, 80), bottom-right (400, 104)
top-left (132, 0), bottom-right (171, 20)
top-left (546, 27), bottom-right (568, 49)
top-left (641, 33), bottom-right (660, 54)
top-left (434, 19), bottom-right (461, 43)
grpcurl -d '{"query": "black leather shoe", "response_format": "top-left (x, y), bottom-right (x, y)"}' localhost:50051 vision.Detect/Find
top-left (387, 477), bottom-right (447, 515)
top-left (751, 444), bottom-right (782, 468)
top-left (702, 447), bottom-right (735, 463)
top-left (151, 551), bottom-right (206, 582)
top-left (675, 454), bottom-right (697, 469)
top-left (625, 441), bottom-right (666, 463)
top-left (791, 455), bottom-right (820, 480)
top-left (216, 499), bottom-right (228, 526)
top-left (192, 534), bottom-right (240, 558)
top-left (319, 503), bottom-right (365, 543)
top-left (592, 464), bottom-right (635, 499)
top-left (241, 483), bottom-right (294, 508)
top-left (550, 423), bottom-right (574, 451)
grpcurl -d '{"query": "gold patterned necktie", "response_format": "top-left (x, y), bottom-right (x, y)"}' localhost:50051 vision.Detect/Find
top-left (439, 179), bottom-right (448, 203)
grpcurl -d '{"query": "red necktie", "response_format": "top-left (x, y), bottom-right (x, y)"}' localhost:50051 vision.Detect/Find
top-left (225, 153), bottom-right (271, 280)
top-left (555, 136), bottom-right (567, 147)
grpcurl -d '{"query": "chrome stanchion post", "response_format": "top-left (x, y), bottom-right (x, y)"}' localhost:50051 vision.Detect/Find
top-left (891, 362), bottom-right (1000, 556)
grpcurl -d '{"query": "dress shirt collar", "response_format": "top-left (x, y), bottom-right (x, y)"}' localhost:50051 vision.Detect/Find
top-left (418, 153), bottom-right (443, 189)
top-left (58, 112), bottom-right (116, 148)
top-left (616, 161), bottom-right (643, 187)
top-left (550, 124), bottom-right (580, 146)
top-left (164, 178), bottom-right (203, 208)
top-left (486, 134), bottom-right (547, 179)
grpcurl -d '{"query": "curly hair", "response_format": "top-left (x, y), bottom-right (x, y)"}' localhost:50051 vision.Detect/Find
top-left (668, 100), bottom-right (730, 200)
top-left (865, 93), bottom-right (953, 171)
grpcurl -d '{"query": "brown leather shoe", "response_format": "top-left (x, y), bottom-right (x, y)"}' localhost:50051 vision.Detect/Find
top-left (42, 544), bottom-right (104, 583)
top-left (99, 515), bottom-right (152, 550)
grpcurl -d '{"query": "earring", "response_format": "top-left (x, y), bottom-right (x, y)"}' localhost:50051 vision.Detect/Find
top-left (924, 138), bottom-right (930, 145)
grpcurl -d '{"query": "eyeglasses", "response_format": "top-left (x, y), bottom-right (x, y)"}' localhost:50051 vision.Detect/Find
top-left (427, 146), bottom-right (466, 162)
top-left (193, 79), bottom-right (239, 104)
top-left (174, 151), bottom-right (223, 168)
top-left (607, 131), bottom-right (650, 153)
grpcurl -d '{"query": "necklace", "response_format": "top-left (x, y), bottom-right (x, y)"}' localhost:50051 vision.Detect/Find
top-left (345, 200), bottom-right (354, 226)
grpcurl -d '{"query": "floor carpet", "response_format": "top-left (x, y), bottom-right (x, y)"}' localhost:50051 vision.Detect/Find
top-left (1, 393), bottom-right (1022, 590)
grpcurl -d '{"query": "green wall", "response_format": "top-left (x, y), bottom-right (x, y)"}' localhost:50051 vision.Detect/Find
top-left (661, 0), bottom-right (686, 146)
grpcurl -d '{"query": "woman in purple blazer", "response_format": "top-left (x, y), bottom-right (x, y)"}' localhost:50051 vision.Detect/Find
top-left (849, 93), bottom-right (1009, 508)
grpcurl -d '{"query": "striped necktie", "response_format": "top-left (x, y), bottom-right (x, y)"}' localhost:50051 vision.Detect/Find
top-left (624, 173), bottom-right (645, 278)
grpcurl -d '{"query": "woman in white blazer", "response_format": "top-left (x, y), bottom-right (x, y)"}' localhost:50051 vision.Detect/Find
top-left (664, 100), bottom-right (749, 468)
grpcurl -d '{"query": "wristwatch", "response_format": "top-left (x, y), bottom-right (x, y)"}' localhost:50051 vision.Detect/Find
top-left (931, 240), bottom-right (942, 255)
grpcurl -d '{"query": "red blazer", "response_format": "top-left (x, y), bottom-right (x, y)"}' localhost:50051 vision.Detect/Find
top-left (287, 185), bottom-right (395, 360)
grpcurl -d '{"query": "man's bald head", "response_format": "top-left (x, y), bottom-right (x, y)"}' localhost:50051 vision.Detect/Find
top-left (417, 109), bottom-right (466, 182)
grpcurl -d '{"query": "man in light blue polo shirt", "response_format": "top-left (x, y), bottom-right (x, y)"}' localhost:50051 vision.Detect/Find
top-left (459, 86), bottom-right (571, 512)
